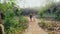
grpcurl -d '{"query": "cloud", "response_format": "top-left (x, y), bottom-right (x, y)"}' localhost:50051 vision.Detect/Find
top-left (16, 0), bottom-right (60, 8)
top-left (16, 0), bottom-right (47, 8)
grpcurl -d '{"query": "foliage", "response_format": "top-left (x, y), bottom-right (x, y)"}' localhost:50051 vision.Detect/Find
top-left (15, 9), bottom-right (22, 16)
top-left (38, 21), bottom-right (46, 28)
top-left (4, 16), bottom-right (28, 34)
top-left (38, 2), bottom-right (53, 18)
top-left (0, 3), bottom-right (6, 11)
top-left (55, 7), bottom-right (60, 20)
top-left (0, 0), bottom-right (28, 34)
top-left (19, 16), bottom-right (28, 29)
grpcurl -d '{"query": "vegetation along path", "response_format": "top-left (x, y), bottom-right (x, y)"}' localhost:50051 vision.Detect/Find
top-left (22, 16), bottom-right (48, 34)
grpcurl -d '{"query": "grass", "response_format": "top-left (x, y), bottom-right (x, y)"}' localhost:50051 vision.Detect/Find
top-left (38, 18), bottom-right (60, 34)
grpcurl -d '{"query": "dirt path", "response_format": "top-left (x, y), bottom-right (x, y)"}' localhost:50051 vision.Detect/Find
top-left (22, 17), bottom-right (48, 34)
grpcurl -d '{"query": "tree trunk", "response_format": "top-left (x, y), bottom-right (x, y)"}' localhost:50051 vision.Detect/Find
top-left (0, 12), bottom-right (4, 34)
top-left (0, 24), bottom-right (4, 34)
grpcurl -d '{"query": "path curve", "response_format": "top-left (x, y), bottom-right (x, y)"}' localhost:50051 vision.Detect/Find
top-left (22, 16), bottom-right (48, 34)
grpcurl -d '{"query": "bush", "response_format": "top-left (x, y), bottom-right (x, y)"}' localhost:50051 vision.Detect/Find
top-left (38, 21), bottom-right (47, 29)
top-left (1, 2), bottom-right (28, 34)
top-left (38, 20), bottom-right (55, 31)
top-left (38, 22), bottom-right (45, 28)
top-left (0, 1), bottom-right (28, 34)
top-left (4, 11), bottom-right (28, 34)
top-left (39, 12), bottom-right (44, 18)
top-left (55, 8), bottom-right (60, 20)
top-left (4, 15), bottom-right (28, 34)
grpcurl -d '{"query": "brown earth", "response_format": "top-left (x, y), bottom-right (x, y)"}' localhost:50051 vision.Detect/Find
top-left (22, 16), bottom-right (48, 34)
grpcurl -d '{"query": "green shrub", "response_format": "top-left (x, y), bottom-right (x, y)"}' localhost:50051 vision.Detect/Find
top-left (0, 2), bottom-right (28, 34)
top-left (4, 15), bottom-right (28, 34)
top-left (55, 8), bottom-right (60, 20)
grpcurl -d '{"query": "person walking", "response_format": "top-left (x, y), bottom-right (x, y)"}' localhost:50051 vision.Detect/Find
top-left (30, 14), bottom-right (33, 22)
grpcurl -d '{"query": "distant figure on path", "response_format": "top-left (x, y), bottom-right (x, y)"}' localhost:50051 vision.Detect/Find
top-left (29, 13), bottom-right (36, 22)
top-left (30, 14), bottom-right (33, 22)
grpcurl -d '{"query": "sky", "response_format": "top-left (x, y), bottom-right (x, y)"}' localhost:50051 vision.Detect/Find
top-left (16, 0), bottom-right (46, 8)
top-left (16, 0), bottom-right (60, 8)
top-left (16, 0), bottom-right (47, 8)
top-left (0, 0), bottom-right (60, 8)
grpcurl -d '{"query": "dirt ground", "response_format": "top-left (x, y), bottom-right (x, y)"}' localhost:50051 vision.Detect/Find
top-left (22, 16), bottom-right (48, 34)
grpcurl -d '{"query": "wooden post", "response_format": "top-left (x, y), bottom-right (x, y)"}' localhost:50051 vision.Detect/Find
top-left (0, 12), bottom-right (4, 34)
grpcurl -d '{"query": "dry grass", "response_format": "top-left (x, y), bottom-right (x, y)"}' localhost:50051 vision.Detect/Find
top-left (38, 18), bottom-right (60, 34)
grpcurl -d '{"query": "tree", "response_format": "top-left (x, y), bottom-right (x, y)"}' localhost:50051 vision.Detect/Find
top-left (0, 0), bottom-right (28, 34)
top-left (38, 0), bottom-right (55, 18)
top-left (38, 3), bottom-right (53, 18)
top-left (55, 7), bottom-right (60, 20)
